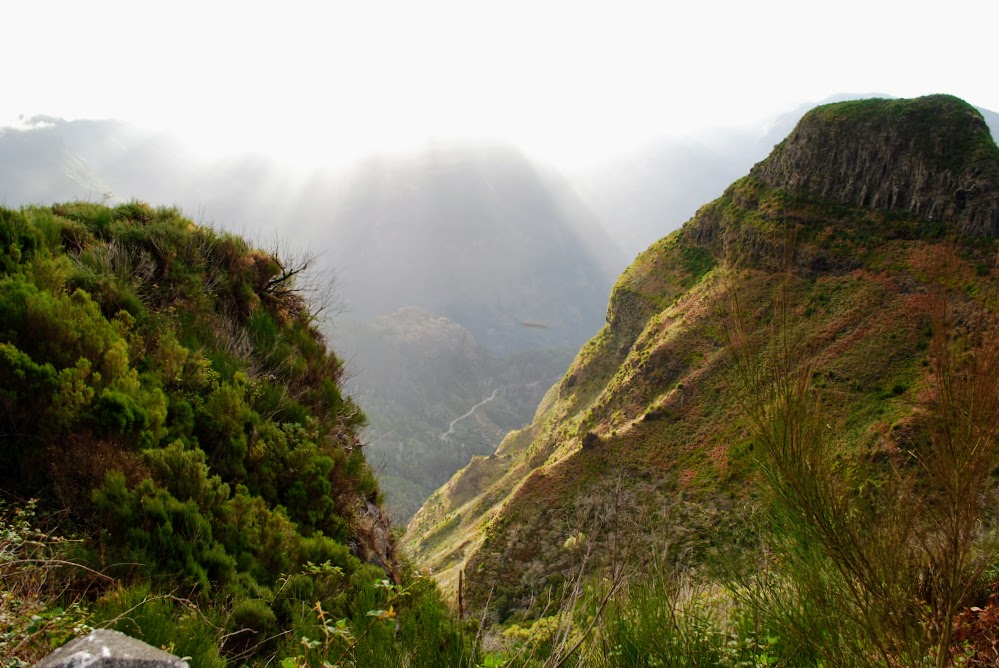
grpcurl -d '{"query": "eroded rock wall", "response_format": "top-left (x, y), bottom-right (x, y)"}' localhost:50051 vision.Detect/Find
top-left (751, 95), bottom-right (999, 237)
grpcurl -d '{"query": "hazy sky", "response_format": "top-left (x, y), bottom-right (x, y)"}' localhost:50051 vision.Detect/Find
top-left (3, 0), bottom-right (995, 168)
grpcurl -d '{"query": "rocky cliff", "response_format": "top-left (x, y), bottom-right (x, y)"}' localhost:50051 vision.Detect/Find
top-left (750, 95), bottom-right (999, 237)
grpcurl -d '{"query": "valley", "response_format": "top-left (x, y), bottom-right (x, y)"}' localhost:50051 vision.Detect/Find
top-left (3, 93), bottom-right (998, 667)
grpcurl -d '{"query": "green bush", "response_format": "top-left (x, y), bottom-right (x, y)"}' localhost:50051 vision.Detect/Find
top-left (230, 597), bottom-right (278, 636)
top-left (92, 388), bottom-right (149, 433)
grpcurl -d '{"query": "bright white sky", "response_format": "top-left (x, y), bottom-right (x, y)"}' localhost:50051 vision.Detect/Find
top-left (2, 0), bottom-right (996, 168)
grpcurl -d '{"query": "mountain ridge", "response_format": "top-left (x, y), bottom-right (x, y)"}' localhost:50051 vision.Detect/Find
top-left (403, 94), bottom-right (999, 618)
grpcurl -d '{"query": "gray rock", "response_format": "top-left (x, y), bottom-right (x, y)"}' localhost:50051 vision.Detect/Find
top-left (33, 629), bottom-right (189, 668)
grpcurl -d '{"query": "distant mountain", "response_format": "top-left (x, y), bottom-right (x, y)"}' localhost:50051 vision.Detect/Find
top-left (308, 146), bottom-right (631, 521)
top-left (0, 116), bottom-right (294, 236)
top-left (301, 145), bottom-right (623, 353)
top-left (0, 117), bottom-right (127, 203)
top-left (1, 122), bottom-right (621, 351)
top-left (980, 106), bottom-right (999, 139)
top-left (404, 95), bottom-right (999, 620)
top-left (0, 122), bottom-right (622, 521)
top-left (567, 137), bottom-right (747, 258)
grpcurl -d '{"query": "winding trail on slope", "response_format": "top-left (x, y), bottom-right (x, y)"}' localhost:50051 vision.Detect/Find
top-left (441, 387), bottom-right (503, 441)
top-left (439, 377), bottom-right (557, 442)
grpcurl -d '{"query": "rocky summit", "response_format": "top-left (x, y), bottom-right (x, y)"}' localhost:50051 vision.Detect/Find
top-left (750, 95), bottom-right (999, 237)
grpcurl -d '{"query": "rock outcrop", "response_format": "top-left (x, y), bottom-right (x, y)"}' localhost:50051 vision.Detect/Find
top-left (751, 95), bottom-right (999, 237)
top-left (34, 630), bottom-right (188, 668)
top-left (353, 500), bottom-right (401, 582)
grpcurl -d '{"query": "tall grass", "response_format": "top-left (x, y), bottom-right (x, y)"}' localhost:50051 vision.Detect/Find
top-left (722, 244), bottom-right (999, 667)
top-left (917, 249), bottom-right (999, 667)
top-left (598, 557), bottom-right (724, 667)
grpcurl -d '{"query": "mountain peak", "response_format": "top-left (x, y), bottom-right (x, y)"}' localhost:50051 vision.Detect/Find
top-left (750, 94), bottom-right (999, 236)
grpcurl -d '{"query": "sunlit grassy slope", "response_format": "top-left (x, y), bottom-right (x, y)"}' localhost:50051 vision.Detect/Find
top-left (404, 95), bottom-right (999, 623)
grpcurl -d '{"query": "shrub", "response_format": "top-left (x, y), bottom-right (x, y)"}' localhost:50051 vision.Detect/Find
top-left (91, 389), bottom-right (149, 434)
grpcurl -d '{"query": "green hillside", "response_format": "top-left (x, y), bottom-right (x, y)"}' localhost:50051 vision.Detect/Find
top-left (405, 95), bottom-right (999, 665)
top-left (0, 202), bottom-right (466, 666)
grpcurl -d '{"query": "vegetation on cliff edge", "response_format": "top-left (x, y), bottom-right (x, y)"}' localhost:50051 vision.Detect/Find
top-left (0, 202), bottom-right (468, 666)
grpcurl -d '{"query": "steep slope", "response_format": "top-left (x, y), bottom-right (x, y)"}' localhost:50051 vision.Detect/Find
top-left (0, 203), bottom-right (465, 666)
top-left (404, 94), bottom-right (999, 618)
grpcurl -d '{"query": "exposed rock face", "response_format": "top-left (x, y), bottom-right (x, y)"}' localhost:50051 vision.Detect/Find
top-left (751, 95), bottom-right (999, 237)
top-left (353, 500), bottom-right (401, 582)
top-left (34, 629), bottom-right (188, 668)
